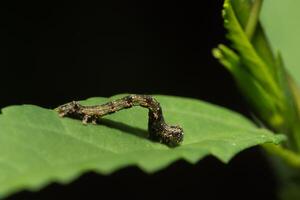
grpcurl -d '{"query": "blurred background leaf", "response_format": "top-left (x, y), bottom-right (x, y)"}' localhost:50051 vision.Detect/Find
top-left (214, 0), bottom-right (300, 199)
top-left (261, 0), bottom-right (300, 83)
top-left (214, 0), bottom-right (300, 151)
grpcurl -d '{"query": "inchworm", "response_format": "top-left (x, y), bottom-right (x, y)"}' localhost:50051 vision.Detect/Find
top-left (55, 95), bottom-right (184, 146)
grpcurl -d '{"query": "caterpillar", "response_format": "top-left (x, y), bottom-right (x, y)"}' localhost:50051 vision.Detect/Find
top-left (55, 94), bottom-right (184, 147)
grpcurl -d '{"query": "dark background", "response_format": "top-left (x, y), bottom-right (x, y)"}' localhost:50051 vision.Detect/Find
top-left (2, 1), bottom-right (278, 199)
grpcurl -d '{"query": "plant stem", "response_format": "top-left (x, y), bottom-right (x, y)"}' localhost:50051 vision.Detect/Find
top-left (263, 144), bottom-right (300, 168)
top-left (245, 0), bottom-right (263, 40)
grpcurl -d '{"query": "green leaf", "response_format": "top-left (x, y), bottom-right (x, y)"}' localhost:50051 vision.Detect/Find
top-left (214, 0), bottom-right (287, 132)
top-left (222, 0), bottom-right (280, 98)
top-left (230, 0), bottom-right (277, 71)
top-left (214, 0), bottom-right (300, 151)
top-left (0, 95), bottom-right (284, 198)
top-left (261, 0), bottom-right (300, 84)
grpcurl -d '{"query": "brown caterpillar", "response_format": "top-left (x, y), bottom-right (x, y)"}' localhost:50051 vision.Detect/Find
top-left (55, 95), bottom-right (184, 147)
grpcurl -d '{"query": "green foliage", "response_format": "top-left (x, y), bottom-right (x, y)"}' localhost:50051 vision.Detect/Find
top-left (0, 95), bottom-right (284, 198)
top-left (260, 0), bottom-right (300, 122)
top-left (213, 0), bottom-right (300, 152)
top-left (213, 1), bottom-right (300, 199)
top-left (261, 0), bottom-right (300, 84)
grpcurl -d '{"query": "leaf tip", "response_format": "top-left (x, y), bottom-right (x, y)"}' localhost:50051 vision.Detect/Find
top-left (212, 47), bottom-right (222, 59)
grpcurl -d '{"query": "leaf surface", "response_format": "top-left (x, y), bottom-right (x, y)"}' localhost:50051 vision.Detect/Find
top-left (0, 95), bottom-right (284, 198)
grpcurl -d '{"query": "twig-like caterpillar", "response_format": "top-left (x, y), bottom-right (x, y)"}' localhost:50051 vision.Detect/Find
top-left (55, 95), bottom-right (184, 146)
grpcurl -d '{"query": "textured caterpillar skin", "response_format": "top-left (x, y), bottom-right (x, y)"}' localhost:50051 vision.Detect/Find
top-left (55, 95), bottom-right (184, 147)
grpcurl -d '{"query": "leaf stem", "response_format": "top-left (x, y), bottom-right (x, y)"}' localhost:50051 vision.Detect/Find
top-left (263, 143), bottom-right (300, 168)
top-left (245, 0), bottom-right (263, 40)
